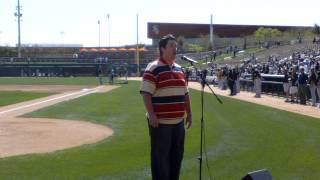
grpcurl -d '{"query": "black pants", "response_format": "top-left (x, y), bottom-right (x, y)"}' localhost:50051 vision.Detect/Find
top-left (298, 84), bottom-right (307, 104)
top-left (228, 80), bottom-right (235, 95)
top-left (149, 121), bottom-right (185, 180)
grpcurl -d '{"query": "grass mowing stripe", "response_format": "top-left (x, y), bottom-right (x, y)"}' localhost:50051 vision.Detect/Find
top-left (1, 81), bottom-right (320, 179)
top-left (0, 91), bottom-right (54, 107)
top-left (0, 77), bottom-right (105, 85)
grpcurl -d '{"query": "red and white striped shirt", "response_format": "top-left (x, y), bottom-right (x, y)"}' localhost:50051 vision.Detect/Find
top-left (140, 58), bottom-right (188, 124)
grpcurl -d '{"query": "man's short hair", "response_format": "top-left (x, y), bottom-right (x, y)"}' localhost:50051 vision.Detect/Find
top-left (158, 34), bottom-right (176, 56)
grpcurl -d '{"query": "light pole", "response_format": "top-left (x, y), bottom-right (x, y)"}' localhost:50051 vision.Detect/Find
top-left (107, 14), bottom-right (110, 47)
top-left (135, 13), bottom-right (140, 76)
top-left (209, 14), bottom-right (214, 51)
top-left (60, 31), bottom-right (65, 46)
top-left (98, 20), bottom-right (101, 48)
top-left (14, 0), bottom-right (22, 57)
top-left (0, 31), bottom-right (2, 46)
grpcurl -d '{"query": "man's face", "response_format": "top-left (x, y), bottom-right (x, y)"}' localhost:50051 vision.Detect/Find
top-left (162, 40), bottom-right (177, 62)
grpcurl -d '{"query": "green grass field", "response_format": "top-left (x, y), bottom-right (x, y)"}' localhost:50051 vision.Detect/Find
top-left (0, 91), bottom-right (53, 107)
top-left (0, 79), bottom-right (320, 179)
top-left (0, 77), bottom-right (104, 85)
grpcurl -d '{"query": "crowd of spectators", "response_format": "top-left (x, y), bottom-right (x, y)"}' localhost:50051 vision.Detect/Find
top-left (242, 47), bottom-right (320, 107)
top-left (186, 46), bottom-right (320, 108)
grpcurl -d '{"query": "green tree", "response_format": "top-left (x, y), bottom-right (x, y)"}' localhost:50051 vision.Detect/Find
top-left (185, 43), bottom-right (203, 53)
top-left (271, 29), bottom-right (282, 39)
top-left (254, 27), bottom-right (282, 46)
top-left (254, 27), bottom-right (267, 43)
top-left (282, 28), bottom-right (312, 43)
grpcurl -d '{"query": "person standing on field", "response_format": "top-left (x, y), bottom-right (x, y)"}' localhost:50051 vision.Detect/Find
top-left (140, 34), bottom-right (192, 180)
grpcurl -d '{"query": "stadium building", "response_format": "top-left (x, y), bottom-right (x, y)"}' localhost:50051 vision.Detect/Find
top-left (147, 22), bottom-right (311, 48)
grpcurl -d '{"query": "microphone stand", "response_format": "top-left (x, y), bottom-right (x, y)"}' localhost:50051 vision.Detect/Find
top-left (187, 62), bottom-right (223, 180)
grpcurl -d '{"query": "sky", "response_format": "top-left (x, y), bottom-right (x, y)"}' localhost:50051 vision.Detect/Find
top-left (0, 0), bottom-right (319, 47)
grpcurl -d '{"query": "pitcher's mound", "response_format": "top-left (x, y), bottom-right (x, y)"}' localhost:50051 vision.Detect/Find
top-left (0, 118), bottom-right (113, 158)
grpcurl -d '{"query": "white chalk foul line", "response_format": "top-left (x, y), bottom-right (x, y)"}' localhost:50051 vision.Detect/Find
top-left (0, 86), bottom-right (101, 115)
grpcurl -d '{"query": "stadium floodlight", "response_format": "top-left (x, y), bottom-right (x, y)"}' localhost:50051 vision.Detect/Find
top-left (60, 31), bottom-right (65, 46)
top-left (14, 0), bottom-right (22, 57)
top-left (107, 14), bottom-right (110, 47)
top-left (0, 31), bottom-right (2, 46)
top-left (98, 20), bottom-right (101, 48)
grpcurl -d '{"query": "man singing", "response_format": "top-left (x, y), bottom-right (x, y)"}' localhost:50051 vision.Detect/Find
top-left (140, 34), bottom-right (192, 180)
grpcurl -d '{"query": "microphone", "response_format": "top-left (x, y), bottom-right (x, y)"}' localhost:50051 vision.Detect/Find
top-left (181, 56), bottom-right (198, 64)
